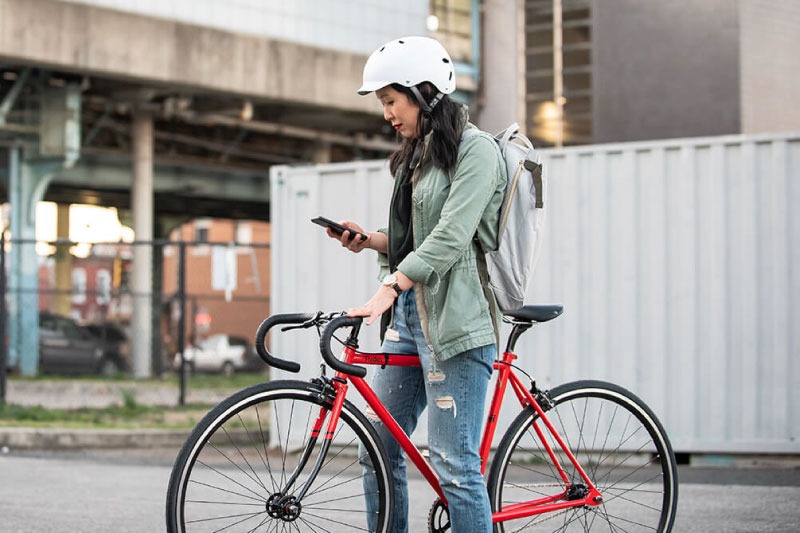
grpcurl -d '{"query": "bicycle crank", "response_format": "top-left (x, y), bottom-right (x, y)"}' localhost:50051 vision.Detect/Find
top-left (427, 498), bottom-right (450, 532)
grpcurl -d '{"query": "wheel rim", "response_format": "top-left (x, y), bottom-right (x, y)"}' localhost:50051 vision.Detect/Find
top-left (170, 385), bottom-right (391, 532)
top-left (491, 385), bottom-right (677, 532)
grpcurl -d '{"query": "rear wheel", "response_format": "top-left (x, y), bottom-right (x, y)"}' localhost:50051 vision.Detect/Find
top-left (166, 380), bottom-right (394, 532)
top-left (488, 380), bottom-right (678, 532)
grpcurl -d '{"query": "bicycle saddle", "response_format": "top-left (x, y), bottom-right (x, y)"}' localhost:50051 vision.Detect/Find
top-left (503, 304), bottom-right (563, 323)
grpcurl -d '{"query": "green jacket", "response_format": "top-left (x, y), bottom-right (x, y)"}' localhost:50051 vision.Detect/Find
top-left (379, 122), bottom-right (507, 361)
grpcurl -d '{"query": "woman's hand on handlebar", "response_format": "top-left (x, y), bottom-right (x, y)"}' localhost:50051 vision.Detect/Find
top-left (347, 287), bottom-right (395, 326)
top-left (348, 271), bottom-right (411, 325)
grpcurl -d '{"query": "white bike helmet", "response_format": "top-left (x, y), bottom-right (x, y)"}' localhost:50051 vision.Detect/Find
top-left (357, 36), bottom-right (456, 103)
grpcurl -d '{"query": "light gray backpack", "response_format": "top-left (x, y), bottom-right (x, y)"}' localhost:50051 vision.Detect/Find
top-left (462, 123), bottom-right (546, 312)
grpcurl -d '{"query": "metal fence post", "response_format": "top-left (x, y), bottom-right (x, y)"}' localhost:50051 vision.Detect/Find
top-left (0, 230), bottom-right (7, 403)
top-left (177, 240), bottom-right (186, 406)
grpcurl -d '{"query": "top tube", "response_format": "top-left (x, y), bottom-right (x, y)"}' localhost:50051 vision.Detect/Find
top-left (254, 305), bottom-right (564, 377)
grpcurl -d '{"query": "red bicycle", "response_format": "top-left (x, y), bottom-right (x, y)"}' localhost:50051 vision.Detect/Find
top-left (166, 306), bottom-right (678, 532)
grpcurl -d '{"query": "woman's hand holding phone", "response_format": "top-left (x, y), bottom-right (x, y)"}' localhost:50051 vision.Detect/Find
top-left (312, 217), bottom-right (371, 252)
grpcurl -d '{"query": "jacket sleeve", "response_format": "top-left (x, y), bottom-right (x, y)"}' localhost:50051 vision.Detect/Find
top-left (397, 134), bottom-right (504, 292)
top-left (375, 227), bottom-right (390, 281)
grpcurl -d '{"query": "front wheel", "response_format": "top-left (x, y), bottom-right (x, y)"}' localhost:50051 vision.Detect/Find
top-left (488, 380), bottom-right (678, 532)
top-left (166, 380), bottom-right (394, 532)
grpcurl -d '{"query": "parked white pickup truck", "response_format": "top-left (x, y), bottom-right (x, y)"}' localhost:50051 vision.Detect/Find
top-left (177, 334), bottom-right (260, 376)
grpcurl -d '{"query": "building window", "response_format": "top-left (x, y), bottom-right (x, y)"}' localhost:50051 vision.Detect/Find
top-left (195, 219), bottom-right (210, 243)
top-left (71, 268), bottom-right (87, 304)
top-left (429, 0), bottom-right (474, 64)
top-left (192, 218), bottom-right (211, 256)
top-left (235, 222), bottom-right (252, 245)
top-left (526, 0), bottom-right (592, 146)
top-left (96, 269), bottom-right (111, 305)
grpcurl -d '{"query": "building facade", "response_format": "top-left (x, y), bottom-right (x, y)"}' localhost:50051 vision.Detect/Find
top-left (521, 0), bottom-right (800, 146)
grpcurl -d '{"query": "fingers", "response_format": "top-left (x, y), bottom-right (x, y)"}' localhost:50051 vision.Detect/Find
top-left (341, 230), bottom-right (370, 252)
top-left (347, 306), bottom-right (380, 325)
top-left (348, 288), bottom-right (395, 326)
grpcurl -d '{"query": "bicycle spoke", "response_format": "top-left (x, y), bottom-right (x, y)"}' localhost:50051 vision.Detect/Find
top-left (192, 460), bottom-right (268, 503)
top-left (488, 381), bottom-right (677, 532)
top-left (167, 383), bottom-right (393, 532)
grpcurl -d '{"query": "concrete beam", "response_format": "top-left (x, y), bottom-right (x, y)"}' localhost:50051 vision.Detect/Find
top-left (0, 0), bottom-right (374, 115)
top-left (54, 156), bottom-right (269, 204)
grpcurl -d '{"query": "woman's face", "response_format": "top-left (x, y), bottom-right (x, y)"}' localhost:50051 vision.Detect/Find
top-left (376, 86), bottom-right (420, 139)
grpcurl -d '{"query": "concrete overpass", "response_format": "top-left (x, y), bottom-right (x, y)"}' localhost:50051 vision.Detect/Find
top-left (0, 0), bottom-right (401, 377)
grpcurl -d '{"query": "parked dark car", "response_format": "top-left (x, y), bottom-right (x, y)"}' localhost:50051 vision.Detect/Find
top-left (83, 322), bottom-right (130, 371)
top-left (38, 312), bottom-right (127, 376)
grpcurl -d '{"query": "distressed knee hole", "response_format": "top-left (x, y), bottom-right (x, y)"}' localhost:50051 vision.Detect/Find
top-left (427, 370), bottom-right (446, 384)
top-left (365, 405), bottom-right (381, 423)
top-left (435, 396), bottom-right (457, 417)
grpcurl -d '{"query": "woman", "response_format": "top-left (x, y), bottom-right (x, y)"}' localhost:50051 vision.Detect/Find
top-left (328, 36), bottom-right (506, 532)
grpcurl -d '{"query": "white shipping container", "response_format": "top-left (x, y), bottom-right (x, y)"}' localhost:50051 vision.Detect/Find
top-left (270, 130), bottom-right (800, 454)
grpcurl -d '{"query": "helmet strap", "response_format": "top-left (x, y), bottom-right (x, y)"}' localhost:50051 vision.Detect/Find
top-left (410, 86), bottom-right (444, 114)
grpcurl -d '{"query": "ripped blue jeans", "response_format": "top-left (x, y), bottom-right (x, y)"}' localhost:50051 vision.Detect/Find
top-left (361, 288), bottom-right (495, 532)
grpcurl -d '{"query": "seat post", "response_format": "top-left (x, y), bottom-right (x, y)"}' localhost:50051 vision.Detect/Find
top-left (504, 322), bottom-right (532, 354)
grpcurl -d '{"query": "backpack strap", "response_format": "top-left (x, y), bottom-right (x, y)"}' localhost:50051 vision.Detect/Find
top-left (496, 123), bottom-right (519, 150)
top-left (528, 161), bottom-right (544, 209)
top-left (497, 123), bottom-right (544, 209)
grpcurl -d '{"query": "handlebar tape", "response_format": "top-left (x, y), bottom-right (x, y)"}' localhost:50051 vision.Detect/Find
top-left (319, 315), bottom-right (367, 377)
top-left (254, 313), bottom-right (315, 373)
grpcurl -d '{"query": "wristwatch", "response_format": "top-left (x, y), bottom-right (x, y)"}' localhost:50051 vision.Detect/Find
top-left (382, 273), bottom-right (403, 296)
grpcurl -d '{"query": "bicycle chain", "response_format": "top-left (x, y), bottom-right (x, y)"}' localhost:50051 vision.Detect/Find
top-left (501, 483), bottom-right (576, 533)
top-left (507, 508), bottom-right (572, 532)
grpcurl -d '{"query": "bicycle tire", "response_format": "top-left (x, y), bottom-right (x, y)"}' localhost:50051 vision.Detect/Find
top-left (166, 380), bottom-right (394, 532)
top-left (488, 380), bottom-right (678, 532)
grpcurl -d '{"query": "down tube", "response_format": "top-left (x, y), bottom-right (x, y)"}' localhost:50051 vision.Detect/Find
top-left (349, 374), bottom-right (447, 504)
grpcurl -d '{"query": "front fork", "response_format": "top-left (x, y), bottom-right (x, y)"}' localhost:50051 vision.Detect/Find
top-left (267, 375), bottom-right (346, 521)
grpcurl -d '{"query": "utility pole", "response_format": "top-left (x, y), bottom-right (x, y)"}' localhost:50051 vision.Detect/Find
top-left (553, 0), bottom-right (564, 147)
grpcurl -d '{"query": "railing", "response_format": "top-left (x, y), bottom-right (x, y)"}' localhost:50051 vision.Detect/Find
top-left (0, 235), bottom-right (270, 405)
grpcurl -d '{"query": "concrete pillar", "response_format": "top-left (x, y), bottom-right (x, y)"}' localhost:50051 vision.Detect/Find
top-left (130, 110), bottom-right (154, 378)
top-left (54, 203), bottom-right (72, 316)
top-left (7, 150), bottom-right (59, 375)
top-left (312, 142), bottom-right (332, 164)
top-left (5, 82), bottom-right (80, 375)
top-left (477, 0), bottom-right (527, 133)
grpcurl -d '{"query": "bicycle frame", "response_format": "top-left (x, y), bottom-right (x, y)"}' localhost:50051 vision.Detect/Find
top-left (307, 343), bottom-right (604, 524)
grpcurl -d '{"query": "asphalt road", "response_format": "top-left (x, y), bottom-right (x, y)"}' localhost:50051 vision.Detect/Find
top-left (1, 447), bottom-right (799, 532)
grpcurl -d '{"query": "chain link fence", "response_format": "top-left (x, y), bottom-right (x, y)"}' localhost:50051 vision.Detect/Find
top-left (0, 234), bottom-right (271, 404)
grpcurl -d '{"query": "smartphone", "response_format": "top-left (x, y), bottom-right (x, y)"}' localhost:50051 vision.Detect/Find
top-left (311, 216), bottom-right (368, 241)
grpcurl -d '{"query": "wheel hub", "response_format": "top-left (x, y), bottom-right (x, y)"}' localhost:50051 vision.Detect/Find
top-left (566, 483), bottom-right (589, 501)
top-left (267, 493), bottom-right (302, 522)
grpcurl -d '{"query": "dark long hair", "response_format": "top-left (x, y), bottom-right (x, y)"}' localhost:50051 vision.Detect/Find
top-left (388, 82), bottom-right (465, 178)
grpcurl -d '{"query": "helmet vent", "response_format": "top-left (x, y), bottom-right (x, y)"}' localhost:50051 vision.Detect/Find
top-left (442, 58), bottom-right (450, 64)
top-left (398, 40), bottom-right (405, 44)
top-left (379, 46), bottom-right (385, 52)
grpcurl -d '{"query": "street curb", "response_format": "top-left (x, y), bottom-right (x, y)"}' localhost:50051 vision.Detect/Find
top-left (0, 427), bottom-right (190, 450)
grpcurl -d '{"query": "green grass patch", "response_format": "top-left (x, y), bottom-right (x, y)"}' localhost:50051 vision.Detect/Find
top-left (1, 371), bottom-right (270, 429)
top-left (0, 400), bottom-right (210, 430)
top-left (10, 370), bottom-right (269, 390)
top-left (165, 371), bottom-right (270, 390)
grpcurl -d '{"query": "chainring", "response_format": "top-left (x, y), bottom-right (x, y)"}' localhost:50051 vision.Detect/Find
top-left (427, 497), bottom-right (451, 533)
